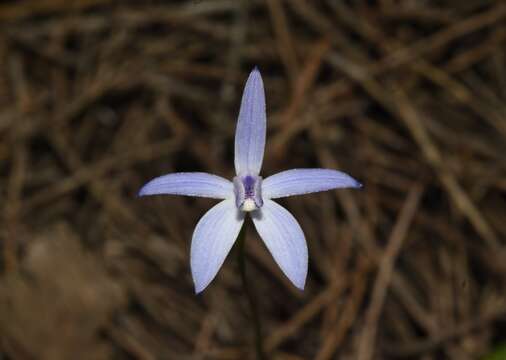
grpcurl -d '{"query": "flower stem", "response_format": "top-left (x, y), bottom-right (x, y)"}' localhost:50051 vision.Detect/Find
top-left (237, 223), bottom-right (267, 360)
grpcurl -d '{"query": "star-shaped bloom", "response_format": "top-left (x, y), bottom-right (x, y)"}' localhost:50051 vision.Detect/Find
top-left (139, 68), bottom-right (362, 293)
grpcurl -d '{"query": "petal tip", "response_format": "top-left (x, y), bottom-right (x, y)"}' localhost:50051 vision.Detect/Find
top-left (193, 273), bottom-right (215, 294)
top-left (249, 66), bottom-right (262, 81)
top-left (194, 283), bottom-right (206, 294)
top-left (137, 185), bottom-right (148, 197)
top-left (294, 279), bottom-right (306, 291)
top-left (137, 178), bottom-right (157, 197)
top-left (192, 272), bottom-right (210, 294)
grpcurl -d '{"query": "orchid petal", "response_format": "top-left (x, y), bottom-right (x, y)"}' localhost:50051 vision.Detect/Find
top-left (251, 199), bottom-right (307, 289)
top-left (138, 172), bottom-right (233, 199)
top-left (263, 168), bottom-right (362, 199)
top-left (234, 68), bottom-right (266, 176)
top-left (191, 199), bottom-right (245, 293)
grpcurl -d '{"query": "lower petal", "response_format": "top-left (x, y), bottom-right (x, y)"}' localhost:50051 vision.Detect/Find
top-left (191, 199), bottom-right (245, 293)
top-left (251, 199), bottom-right (308, 290)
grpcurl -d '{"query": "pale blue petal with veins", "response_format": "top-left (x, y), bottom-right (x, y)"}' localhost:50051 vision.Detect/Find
top-left (191, 199), bottom-right (245, 293)
top-left (251, 200), bottom-right (307, 289)
top-left (138, 172), bottom-right (232, 199)
top-left (234, 68), bottom-right (266, 176)
top-left (263, 168), bottom-right (362, 199)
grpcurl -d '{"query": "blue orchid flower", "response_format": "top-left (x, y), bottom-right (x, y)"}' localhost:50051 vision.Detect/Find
top-left (139, 68), bottom-right (362, 293)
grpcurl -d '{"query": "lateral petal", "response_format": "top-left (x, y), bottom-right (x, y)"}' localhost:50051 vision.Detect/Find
top-left (263, 168), bottom-right (362, 199)
top-left (138, 172), bottom-right (233, 199)
top-left (191, 199), bottom-right (245, 293)
top-left (251, 199), bottom-right (308, 289)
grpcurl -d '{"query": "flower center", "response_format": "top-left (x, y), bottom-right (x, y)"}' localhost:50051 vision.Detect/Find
top-left (233, 175), bottom-right (263, 212)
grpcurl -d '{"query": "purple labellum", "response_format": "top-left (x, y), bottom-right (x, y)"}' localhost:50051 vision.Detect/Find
top-left (233, 175), bottom-right (263, 211)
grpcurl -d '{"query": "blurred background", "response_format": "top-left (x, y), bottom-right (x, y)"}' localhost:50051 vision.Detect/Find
top-left (0, 0), bottom-right (505, 359)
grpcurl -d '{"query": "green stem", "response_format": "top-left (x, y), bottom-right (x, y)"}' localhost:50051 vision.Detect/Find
top-left (237, 223), bottom-right (267, 360)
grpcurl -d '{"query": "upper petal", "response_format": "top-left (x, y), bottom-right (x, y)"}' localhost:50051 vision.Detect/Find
top-left (234, 68), bottom-right (266, 176)
top-left (262, 168), bottom-right (362, 199)
top-left (138, 172), bottom-right (233, 199)
top-left (251, 199), bottom-right (308, 290)
top-left (191, 199), bottom-right (245, 293)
